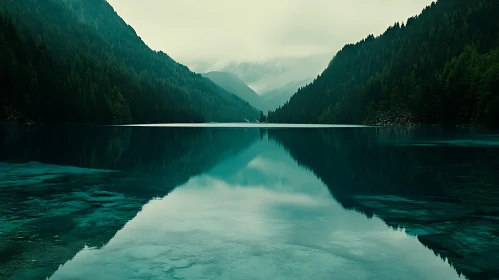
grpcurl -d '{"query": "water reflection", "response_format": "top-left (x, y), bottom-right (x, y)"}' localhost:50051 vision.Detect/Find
top-left (268, 127), bottom-right (499, 279)
top-left (1, 125), bottom-right (497, 279)
top-left (48, 137), bottom-right (462, 280)
top-left (0, 126), bottom-right (259, 280)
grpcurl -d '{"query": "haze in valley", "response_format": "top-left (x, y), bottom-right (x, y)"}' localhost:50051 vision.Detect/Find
top-left (107, 0), bottom-right (434, 99)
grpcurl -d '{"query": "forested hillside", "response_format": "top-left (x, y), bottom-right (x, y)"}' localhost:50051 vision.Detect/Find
top-left (0, 0), bottom-right (258, 124)
top-left (268, 0), bottom-right (499, 127)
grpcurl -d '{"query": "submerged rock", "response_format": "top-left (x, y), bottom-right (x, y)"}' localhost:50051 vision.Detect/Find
top-left (350, 195), bottom-right (499, 280)
top-left (0, 162), bottom-right (147, 280)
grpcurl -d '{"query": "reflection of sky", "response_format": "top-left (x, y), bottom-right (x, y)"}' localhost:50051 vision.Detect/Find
top-left (49, 139), bottom-right (464, 280)
top-left (207, 140), bottom-right (330, 196)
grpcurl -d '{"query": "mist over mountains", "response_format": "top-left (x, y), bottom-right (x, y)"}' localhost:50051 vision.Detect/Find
top-left (194, 54), bottom-right (331, 112)
top-left (218, 54), bottom-right (331, 94)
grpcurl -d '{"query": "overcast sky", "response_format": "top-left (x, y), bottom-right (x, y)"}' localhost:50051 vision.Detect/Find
top-left (107, 0), bottom-right (434, 68)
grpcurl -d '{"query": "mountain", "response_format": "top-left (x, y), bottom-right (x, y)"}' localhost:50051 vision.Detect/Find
top-left (262, 78), bottom-right (312, 111)
top-left (190, 55), bottom-right (330, 111)
top-left (0, 0), bottom-right (258, 124)
top-left (218, 55), bottom-right (330, 94)
top-left (268, 0), bottom-right (499, 127)
top-left (202, 71), bottom-right (266, 111)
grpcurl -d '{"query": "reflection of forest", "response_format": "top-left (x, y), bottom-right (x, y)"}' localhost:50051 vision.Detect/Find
top-left (268, 127), bottom-right (499, 280)
top-left (0, 126), bottom-right (259, 280)
top-left (0, 126), bottom-right (259, 186)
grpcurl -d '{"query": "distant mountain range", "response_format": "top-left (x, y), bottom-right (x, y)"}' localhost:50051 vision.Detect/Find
top-left (191, 54), bottom-right (330, 112)
top-left (218, 55), bottom-right (328, 93)
top-left (203, 71), bottom-right (313, 112)
top-left (262, 79), bottom-right (311, 111)
top-left (202, 72), bottom-right (266, 111)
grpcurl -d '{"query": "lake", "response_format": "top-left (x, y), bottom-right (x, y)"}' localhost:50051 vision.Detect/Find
top-left (1, 125), bottom-right (498, 280)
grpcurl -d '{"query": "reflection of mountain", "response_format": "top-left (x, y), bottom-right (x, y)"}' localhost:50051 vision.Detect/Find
top-left (0, 126), bottom-right (258, 181)
top-left (207, 137), bottom-right (330, 197)
top-left (2, 126), bottom-right (495, 279)
top-left (268, 128), bottom-right (499, 280)
top-left (48, 132), bottom-right (462, 280)
top-left (0, 126), bottom-right (258, 280)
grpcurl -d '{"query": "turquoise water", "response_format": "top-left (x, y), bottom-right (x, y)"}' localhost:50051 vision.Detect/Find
top-left (1, 125), bottom-right (498, 280)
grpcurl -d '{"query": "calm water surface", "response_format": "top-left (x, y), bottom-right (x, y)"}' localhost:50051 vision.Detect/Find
top-left (1, 125), bottom-right (498, 280)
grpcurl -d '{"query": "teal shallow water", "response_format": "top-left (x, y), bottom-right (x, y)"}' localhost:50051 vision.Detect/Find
top-left (1, 125), bottom-right (498, 279)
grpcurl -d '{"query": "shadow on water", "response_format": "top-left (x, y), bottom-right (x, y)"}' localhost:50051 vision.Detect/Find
top-left (266, 126), bottom-right (499, 280)
top-left (0, 125), bottom-right (259, 280)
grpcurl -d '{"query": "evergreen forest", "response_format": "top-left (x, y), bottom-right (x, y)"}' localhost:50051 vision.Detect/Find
top-left (0, 0), bottom-right (259, 124)
top-left (269, 0), bottom-right (499, 127)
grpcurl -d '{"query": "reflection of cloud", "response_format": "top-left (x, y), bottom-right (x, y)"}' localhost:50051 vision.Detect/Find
top-left (50, 139), bottom-right (463, 280)
top-left (247, 156), bottom-right (266, 169)
top-left (246, 155), bottom-right (319, 189)
top-left (210, 140), bottom-right (330, 196)
top-left (247, 156), bottom-right (292, 174)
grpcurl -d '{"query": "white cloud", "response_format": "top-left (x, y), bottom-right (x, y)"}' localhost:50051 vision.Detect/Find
top-left (107, 0), bottom-right (434, 68)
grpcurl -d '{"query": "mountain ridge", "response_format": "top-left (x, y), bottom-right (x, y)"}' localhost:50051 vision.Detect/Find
top-left (268, 0), bottom-right (499, 127)
top-left (202, 71), bottom-right (266, 111)
top-left (262, 78), bottom-right (312, 111)
top-left (0, 0), bottom-right (259, 123)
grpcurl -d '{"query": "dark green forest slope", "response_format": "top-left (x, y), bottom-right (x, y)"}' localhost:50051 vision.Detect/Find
top-left (0, 0), bottom-right (258, 124)
top-left (268, 0), bottom-right (499, 127)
